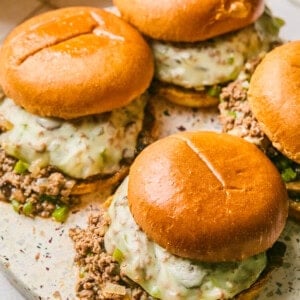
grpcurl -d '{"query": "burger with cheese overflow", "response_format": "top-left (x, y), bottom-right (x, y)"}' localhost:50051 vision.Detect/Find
top-left (113, 0), bottom-right (283, 107)
top-left (0, 6), bottom-right (154, 220)
top-left (104, 131), bottom-right (288, 299)
top-left (219, 41), bottom-right (300, 221)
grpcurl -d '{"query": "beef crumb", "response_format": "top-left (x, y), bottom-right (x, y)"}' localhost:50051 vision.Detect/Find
top-left (69, 212), bottom-right (152, 300)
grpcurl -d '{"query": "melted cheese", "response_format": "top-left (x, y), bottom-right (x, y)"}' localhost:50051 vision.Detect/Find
top-left (105, 178), bottom-right (267, 300)
top-left (0, 97), bottom-right (146, 179)
top-left (152, 11), bottom-right (282, 90)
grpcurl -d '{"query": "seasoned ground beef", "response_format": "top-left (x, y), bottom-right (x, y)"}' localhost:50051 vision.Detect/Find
top-left (69, 212), bottom-right (152, 300)
top-left (218, 57), bottom-right (270, 148)
top-left (0, 148), bottom-right (79, 219)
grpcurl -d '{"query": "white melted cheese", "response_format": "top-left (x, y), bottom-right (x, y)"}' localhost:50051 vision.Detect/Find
top-left (104, 178), bottom-right (267, 300)
top-left (152, 11), bottom-right (282, 90)
top-left (0, 97), bottom-right (146, 179)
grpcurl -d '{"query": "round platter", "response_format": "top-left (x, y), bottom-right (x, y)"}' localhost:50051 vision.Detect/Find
top-left (0, 0), bottom-right (300, 299)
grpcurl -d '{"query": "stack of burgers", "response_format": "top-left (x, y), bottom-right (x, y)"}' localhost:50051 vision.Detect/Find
top-left (101, 131), bottom-right (288, 300)
top-left (0, 6), bottom-right (154, 220)
top-left (114, 0), bottom-right (283, 107)
top-left (70, 1), bottom-right (292, 299)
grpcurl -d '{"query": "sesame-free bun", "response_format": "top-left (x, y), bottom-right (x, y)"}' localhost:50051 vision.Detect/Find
top-left (248, 41), bottom-right (300, 163)
top-left (128, 131), bottom-right (288, 262)
top-left (113, 0), bottom-right (264, 42)
top-left (71, 165), bottom-right (129, 195)
top-left (153, 82), bottom-right (219, 108)
top-left (0, 7), bottom-right (154, 119)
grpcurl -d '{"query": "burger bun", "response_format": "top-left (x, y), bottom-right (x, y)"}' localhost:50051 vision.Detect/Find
top-left (128, 131), bottom-right (288, 262)
top-left (113, 0), bottom-right (264, 42)
top-left (0, 7), bottom-right (154, 119)
top-left (248, 41), bottom-right (300, 163)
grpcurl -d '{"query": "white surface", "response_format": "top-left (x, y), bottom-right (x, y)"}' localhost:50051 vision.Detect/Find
top-left (0, 0), bottom-right (300, 299)
top-left (0, 196), bottom-right (107, 300)
top-left (0, 273), bottom-right (23, 300)
top-left (266, 0), bottom-right (300, 41)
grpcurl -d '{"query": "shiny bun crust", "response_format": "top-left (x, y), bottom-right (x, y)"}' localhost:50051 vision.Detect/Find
top-left (128, 131), bottom-right (288, 262)
top-left (248, 41), bottom-right (300, 163)
top-left (0, 7), bottom-right (154, 119)
top-left (113, 0), bottom-right (264, 42)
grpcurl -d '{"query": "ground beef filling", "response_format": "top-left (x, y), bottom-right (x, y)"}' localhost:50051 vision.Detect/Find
top-left (0, 148), bottom-right (79, 219)
top-left (218, 59), bottom-right (300, 201)
top-left (69, 212), bottom-right (151, 300)
top-left (218, 58), bottom-right (267, 147)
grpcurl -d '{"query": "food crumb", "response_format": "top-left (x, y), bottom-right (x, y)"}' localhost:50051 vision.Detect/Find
top-left (53, 290), bottom-right (62, 300)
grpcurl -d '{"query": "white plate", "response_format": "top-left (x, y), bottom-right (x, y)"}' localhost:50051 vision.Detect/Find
top-left (0, 0), bottom-right (299, 299)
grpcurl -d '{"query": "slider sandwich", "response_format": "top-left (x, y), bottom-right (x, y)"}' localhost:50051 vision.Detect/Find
top-left (103, 131), bottom-right (288, 299)
top-left (113, 0), bottom-right (283, 107)
top-left (219, 41), bottom-right (300, 221)
top-left (0, 7), bottom-right (154, 220)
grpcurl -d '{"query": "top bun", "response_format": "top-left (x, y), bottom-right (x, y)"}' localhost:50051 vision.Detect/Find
top-left (128, 131), bottom-right (288, 262)
top-left (113, 0), bottom-right (264, 42)
top-left (248, 41), bottom-right (300, 163)
top-left (0, 7), bottom-right (154, 119)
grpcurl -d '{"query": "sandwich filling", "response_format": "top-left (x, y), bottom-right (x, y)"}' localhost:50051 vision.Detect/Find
top-left (104, 178), bottom-right (267, 300)
top-left (0, 94), bottom-right (146, 219)
top-left (152, 9), bottom-right (283, 92)
top-left (219, 65), bottom-right (300, 203)
top-left (0, 96), bottom-right (146, 179)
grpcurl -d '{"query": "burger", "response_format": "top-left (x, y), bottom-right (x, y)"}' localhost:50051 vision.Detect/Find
top-left (219, 41), bottom-right (300, 221)
top-left (102, 131), bottom-right (288, 299)
top-left (113, 0), bottom-right (283, 108)
top-left (0, 6), bottom-right (154, 220)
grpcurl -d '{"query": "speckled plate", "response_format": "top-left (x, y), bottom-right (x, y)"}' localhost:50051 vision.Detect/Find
top-left (0, 1), bottom-right (300, 299)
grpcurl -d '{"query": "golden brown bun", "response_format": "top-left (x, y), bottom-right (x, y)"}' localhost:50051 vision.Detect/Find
top-left (113, 0), bottom-right (264, 42)
top-left (0, 7), bottom-right (154, 119)
top-left (248, 41), bottom-right (300, 163)
top-left (288, 200), bottom-right (300, 222)
top-left (152, 82), bottom-right (219, 108)
top-left (285, 180), bottom-right (300, 222)
top-left (128, 131), bottom-right (288, 262)
top-left (71, 165), bottom-right (129, 195)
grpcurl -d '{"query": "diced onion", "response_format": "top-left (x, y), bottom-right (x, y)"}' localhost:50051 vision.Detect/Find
top-left (103, 282), bottom-right (126, 295)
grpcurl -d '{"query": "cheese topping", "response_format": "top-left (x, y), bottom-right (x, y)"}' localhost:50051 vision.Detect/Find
top-left (0, 96), bottom-right (146, 179)
top-left (152, 10), bottom-right (283, 90)
top-left (105, 178), bottom-right (267, 300)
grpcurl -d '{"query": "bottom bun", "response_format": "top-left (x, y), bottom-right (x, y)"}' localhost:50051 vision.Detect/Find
top-left (71, 165), bottom-right (129, 195)
top-left (285, 181), bottom-right (300, 222)
top-left (288, 200), bottom-right (300, 222)
top-left (152, 82), bottom-right (219, 108)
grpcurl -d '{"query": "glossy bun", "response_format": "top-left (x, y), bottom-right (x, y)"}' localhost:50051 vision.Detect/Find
top-left (0, 7), bottom-right (154, 119)
top-left (248, 41), bottom-right (300, 163)
top-left (128, 131), bottom-right (288, 262)
top-left (113, 0), bottom-right (264, 42)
